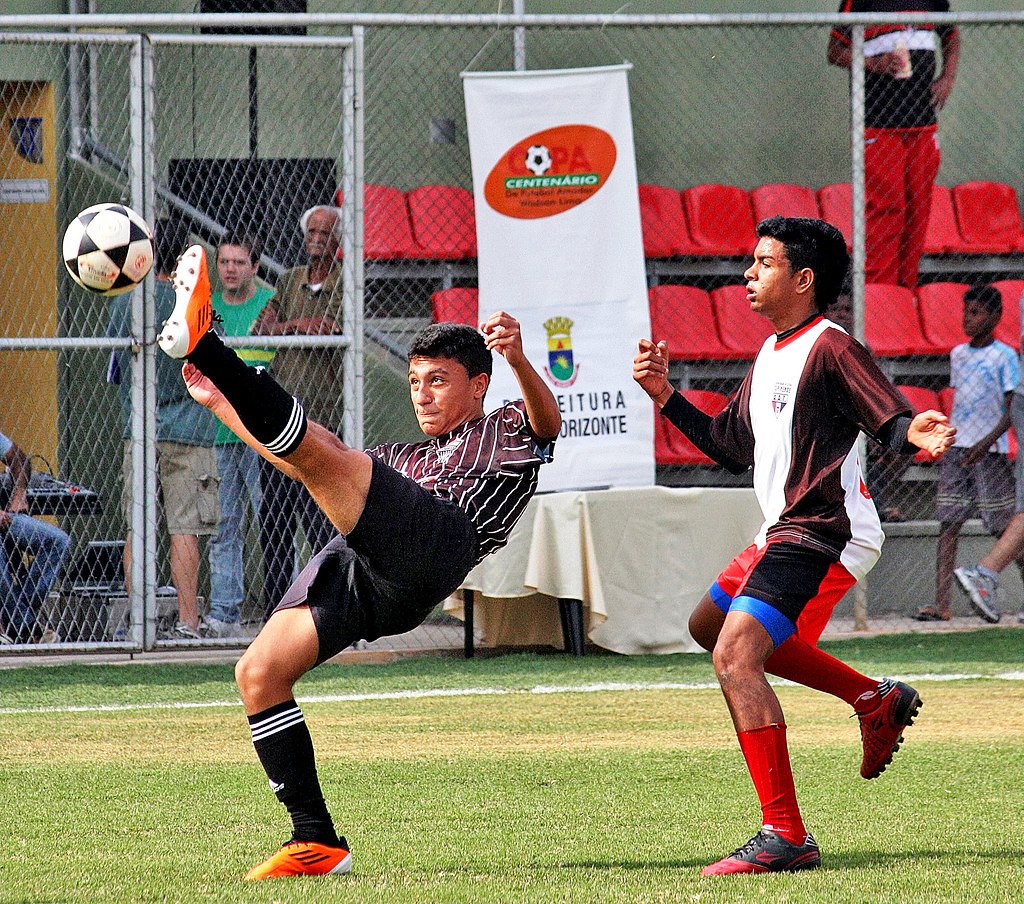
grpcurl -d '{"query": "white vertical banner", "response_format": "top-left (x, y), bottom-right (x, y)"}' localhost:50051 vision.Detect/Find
top-left (463, 64), bottom-right (654, 491)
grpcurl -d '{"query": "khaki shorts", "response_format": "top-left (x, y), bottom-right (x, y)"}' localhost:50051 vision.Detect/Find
top-left (122, 440), bottom-right (220, 535)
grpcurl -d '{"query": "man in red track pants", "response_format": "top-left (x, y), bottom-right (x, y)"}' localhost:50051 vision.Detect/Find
top-left (829, 1), bottom-right (959, 288)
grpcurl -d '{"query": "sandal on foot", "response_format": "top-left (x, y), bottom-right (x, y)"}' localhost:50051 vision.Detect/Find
top-left (913, 607), bottom-right (951, 622)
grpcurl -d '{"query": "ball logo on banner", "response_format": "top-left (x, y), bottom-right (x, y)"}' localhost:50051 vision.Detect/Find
top-left (484, 124), bottom-right (617, 220)
top-left (543, 317), bottom-right (580, 387)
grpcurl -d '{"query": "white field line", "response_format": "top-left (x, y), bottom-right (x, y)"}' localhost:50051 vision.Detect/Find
top-left (0, 672), bottom-right (1021, 717)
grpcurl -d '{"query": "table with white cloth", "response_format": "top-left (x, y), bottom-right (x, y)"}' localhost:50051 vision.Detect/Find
top-left (445, 485), bottom-right (763, 655)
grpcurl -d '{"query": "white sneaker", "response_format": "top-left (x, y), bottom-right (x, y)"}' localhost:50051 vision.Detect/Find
top-left (205, 615), bottom-right (243, 638)
top-left (172, 621), bottom-right (203, 640)
top-left (953, 566), bottom-right (1001, 623)
top-left (158, 245), bottom-right (213, 358)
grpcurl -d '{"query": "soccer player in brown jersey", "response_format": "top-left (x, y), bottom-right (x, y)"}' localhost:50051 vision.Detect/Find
top-left (634, 216), bottom-right (956, 876)
top-left (158, 245), bottom-right (561, 880)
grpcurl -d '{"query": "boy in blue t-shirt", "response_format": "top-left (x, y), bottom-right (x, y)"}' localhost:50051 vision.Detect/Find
top-left (919, 285), bottom-right (1019, 621)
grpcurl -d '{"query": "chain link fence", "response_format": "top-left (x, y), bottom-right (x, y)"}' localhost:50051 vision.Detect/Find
top-left (1, 11), bottom-right (1023, 654)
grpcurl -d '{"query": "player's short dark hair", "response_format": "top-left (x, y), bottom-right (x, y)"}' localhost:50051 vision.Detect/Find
top-left (756, 216), bottom-right (850, 312)
top-left (964, 283), bottom-right (1002, 316)
top-left (218, 231), bottom-right (261, 265)
top-left (409, 322), bottom-right (492, 379)
top-left (153, 217), bottom-right (191, 276)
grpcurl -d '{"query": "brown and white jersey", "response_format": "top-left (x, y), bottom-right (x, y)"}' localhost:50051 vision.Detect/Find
top-left (711, 317), bottom-right (910, 578)
top-left (368, 401), bottom-right (553, 564)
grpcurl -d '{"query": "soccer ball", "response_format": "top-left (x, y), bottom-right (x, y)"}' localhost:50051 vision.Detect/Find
top-left (524, 144), bottom-right (552, 176)
top-left (62, 203), bottom-right (154, 295)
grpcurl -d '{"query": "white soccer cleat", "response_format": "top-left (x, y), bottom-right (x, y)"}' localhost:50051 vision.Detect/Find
top-left (158, 244), bottom-right (213, 358)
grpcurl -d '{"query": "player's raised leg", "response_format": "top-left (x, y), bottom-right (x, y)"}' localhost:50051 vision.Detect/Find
top-left (163, 244), bottom-right (372, 536)
top-left (691, 576), bottom-right (923, 780)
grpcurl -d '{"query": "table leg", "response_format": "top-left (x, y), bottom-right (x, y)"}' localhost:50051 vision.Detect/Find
top-left (463, 588), bottom-right (475, 658)
top-left (558, 597), bottom-right (586, 656)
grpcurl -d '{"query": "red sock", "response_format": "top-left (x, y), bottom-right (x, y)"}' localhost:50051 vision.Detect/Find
top-left (737, 722), bottom-right (806, 844)
top-left (766, 635), bottom-right (876, 705)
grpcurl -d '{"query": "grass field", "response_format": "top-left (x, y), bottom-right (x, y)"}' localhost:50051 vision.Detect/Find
top-left (2, 628), bottom-right (1024, 903)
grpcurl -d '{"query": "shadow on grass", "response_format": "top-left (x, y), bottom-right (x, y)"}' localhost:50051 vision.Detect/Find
top-left (827, 847), bottom-right (1024, 869)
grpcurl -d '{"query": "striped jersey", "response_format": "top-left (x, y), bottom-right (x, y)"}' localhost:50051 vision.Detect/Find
top-left (368, 400), bottom-right (553, 564)
top-left (710, 317), bottom-right (910, 579)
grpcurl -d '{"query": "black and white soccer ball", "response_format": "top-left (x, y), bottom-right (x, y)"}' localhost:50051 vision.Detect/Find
top-left (524, 144), bottom-right (553, 176)
top-left (62, 203), bottom-right (154, 295)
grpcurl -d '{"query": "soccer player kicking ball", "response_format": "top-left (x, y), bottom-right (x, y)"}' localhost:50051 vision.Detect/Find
top-left (158, 246), bottom-right (561, 879)
top-left (633, 216), bottom-right (956, 877)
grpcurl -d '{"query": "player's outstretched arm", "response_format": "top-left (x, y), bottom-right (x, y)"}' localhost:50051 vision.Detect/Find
top-left (908, 409), bottom-right (957, 461)
top-left (481, 311), bottom-right (561, 441)
top-left (633, 338), bottom-right (675, 408)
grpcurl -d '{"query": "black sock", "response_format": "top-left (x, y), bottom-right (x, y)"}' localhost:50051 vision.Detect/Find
top-left (248, 699), bottom-right (339, 845)
top-left (188, 331), bottom-right (307, 456)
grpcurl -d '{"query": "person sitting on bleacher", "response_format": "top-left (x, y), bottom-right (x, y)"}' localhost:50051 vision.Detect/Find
top-left (0, 433), bottom-right (70, 643)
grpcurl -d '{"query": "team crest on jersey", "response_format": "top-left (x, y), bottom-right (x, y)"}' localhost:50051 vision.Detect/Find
top-left (771, 381), bottom-right (792, 416)
top-left (435, 436), bottom-right (464, 466)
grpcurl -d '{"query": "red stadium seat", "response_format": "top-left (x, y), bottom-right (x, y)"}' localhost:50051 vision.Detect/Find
top-left (654, 391), bottom-right (730, 465)
top-left (992, 279), bottom-right (1024, 350)
top-left (750, 183), bottom-right (820, 222)
top-left (953, 181), bottom-right (1024, 253)
top-left (709, 284), bottom-right (774, 358)
top-left (431, 287), bottom-right (478, 326)
top-left (334, 184), bottom-right (418, 259)
top-left (648, 284), bottom-right (733, 360)
top-left (896, 384), bottom-right (943, 462)
top-left (922, 185), bottom-right (968, 255)
top-left (915, 282), bottom-right (969, 353)
top-left (638, 184), bottom-right (703, 256)
top-left (896, 384), bottom-right (941, 415)
top-left (816, 183), bottom-right (852, 250)
top-left (864, 283), bottom-right (938, 356)
top-left (938, 385), bottom-right (954, 416)
top-left (681, 184), bottom-right (756, 256)
top-left (407, 185), bottom-right (477, 259)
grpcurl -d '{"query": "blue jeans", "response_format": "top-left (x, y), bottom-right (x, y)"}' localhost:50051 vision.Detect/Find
top-left (208, 443), bottom-right (262, 623)
top-left (0, 513), bottom-right (71, 642)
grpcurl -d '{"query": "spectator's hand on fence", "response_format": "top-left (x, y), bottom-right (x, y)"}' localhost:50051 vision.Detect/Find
top-left (633, 339), bottom-right (674, 408)
top-left (0, 511), bottom-right (11, 531)
top-left (908, 409), bottom-right (956, 461)
top-left (292, 315), bottom-right (340, 335)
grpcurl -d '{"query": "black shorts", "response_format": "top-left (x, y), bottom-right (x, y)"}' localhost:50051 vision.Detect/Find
top-left (273, 454), bottom-right (479, 663)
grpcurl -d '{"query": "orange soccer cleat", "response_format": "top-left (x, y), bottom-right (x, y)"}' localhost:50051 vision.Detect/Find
top-left (243, 838), bottom-right (352, 880)
top-left (158, 244), bottom-right (213, 358)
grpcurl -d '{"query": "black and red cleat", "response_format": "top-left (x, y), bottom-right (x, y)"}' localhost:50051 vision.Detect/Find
top-left (701, 827), bottom-right (821, 876)
top-left (855, 678), bottom-right (922, 779)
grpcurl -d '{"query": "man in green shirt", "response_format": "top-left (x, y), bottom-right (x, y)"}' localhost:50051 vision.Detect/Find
top-left (207, 233), bottom-right (275, 637)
